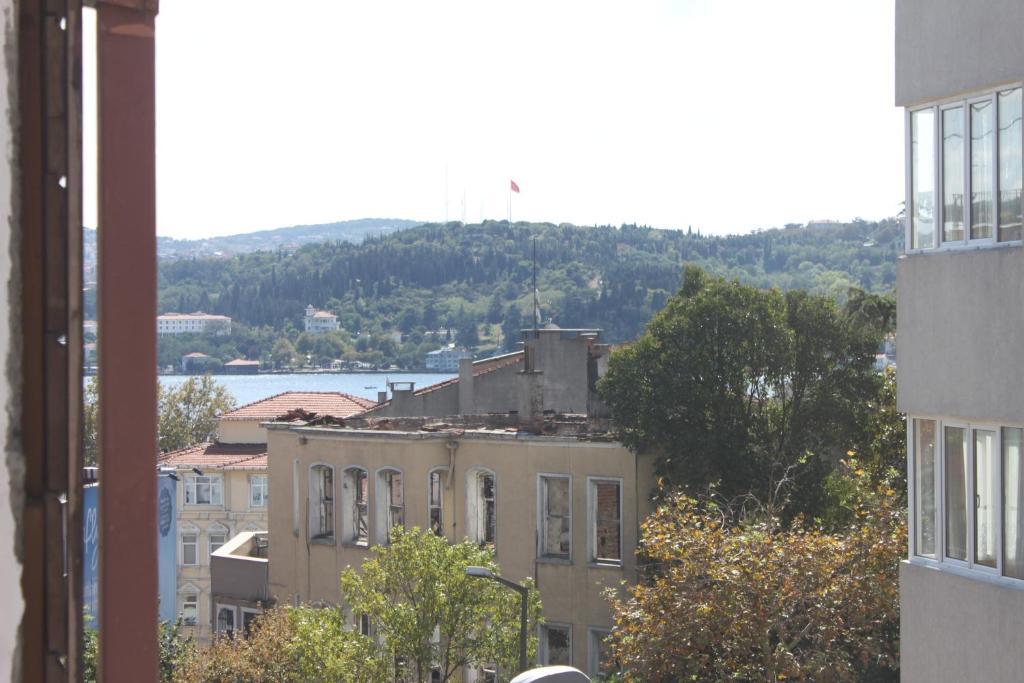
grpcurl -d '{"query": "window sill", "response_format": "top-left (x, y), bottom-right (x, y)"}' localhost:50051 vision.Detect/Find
top-left (906, 557), bottom-right (1024, 590)
top-left (309, 537), bottom-right (336, 546)
top-left (587, 560), bottom-right (623, 570)
top-left (341, 541), bottom-right (369, 549)
top-left (537, 556), bottom-right (572, 566)
top-left (904, 239), bottom-right (1022, 257)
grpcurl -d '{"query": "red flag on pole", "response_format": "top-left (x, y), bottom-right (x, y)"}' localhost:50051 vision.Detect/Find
top-left (510, 179), bottom-right (520, 193)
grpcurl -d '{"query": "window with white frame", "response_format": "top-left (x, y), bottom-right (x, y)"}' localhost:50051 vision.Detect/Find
top-left (180, 530), bottom-right (198, 566)
top-left (184, 474), bottom-right (223, 506)
top-left (428, 469), bottom-right (444, 536)
top-left (590, 478), bottom-right (622, 564)
top-left (376, 469), bottom-right (404, 544)
top-left (539, 475), bottom-right (571, 559)
top-left (466, 469), bottom-right (496, 548)
top-left (241, 608), bottom-right (261, 637)
top-left (208, 524), bottom-right (228, 558)
top-left (249, 474), bottom-right (268, 508)
top-left (216, 605), bottom-right (236, 636)
top-left (909, 416), bottom-right (1024, 580)
top-left (588, 628), bottom-right (613, 680)
top-left (180, 593), bottom-right (198, 626)
top-left (907, 86), bottom-right (1024, 251)
top-left (341, 466), bottom-right (369, 545)
top-left (309, 464), bottom-right (335, 541)
top-left (540, 623), bottom-right (572, 666)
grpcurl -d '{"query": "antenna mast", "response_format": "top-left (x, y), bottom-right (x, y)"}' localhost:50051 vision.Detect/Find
top-left (532, 237), bottom-right (539, 328)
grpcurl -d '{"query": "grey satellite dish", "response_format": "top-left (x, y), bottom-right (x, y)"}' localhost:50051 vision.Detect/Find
top-left (510, 665), bottom-right (590, 683)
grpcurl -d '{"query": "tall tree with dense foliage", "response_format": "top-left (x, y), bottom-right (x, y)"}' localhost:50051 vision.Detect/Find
top-left (606, 468), bottom-right (904, 682)
top-left (157, 375), bottom-right (236, 452)
top-left (598, 266), bottom-right (881, 518)
top-left (339, 527), bottom-right (542, 682)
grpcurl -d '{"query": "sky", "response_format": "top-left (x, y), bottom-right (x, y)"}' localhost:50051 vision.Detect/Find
top-left (84, 1), bottom-right (903, 239)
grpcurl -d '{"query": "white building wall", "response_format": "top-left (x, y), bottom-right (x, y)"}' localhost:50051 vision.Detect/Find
top-left (0, 0), bottom-right (22, 676)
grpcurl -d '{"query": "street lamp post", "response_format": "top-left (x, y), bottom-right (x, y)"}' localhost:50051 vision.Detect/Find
top-left (466, 566), bottom-right (528, 674)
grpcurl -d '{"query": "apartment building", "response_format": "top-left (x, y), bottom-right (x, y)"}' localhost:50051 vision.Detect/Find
top-left (424, 344), bottom-right (473, 371)
top-left (303, 304), bottom-right (341, 333)
top-left (157, 311), bottom-right (232, 336)
top-left (897, 1), bottom-right (1024, 679)
top-left (158, 390), bottom-right (374, 643)
top-left (264, 415), bottom-right (656, 678)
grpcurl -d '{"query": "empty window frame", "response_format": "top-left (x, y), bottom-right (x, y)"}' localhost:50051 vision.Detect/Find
top-left (184, 474), bottom-right (223, 506)
top-left (589, 478), bottom-right (622, 564)
top-left (216, 605), bottom-right (236, 637)
top-left (539, 474), bottom-right (571, 559)
top-left (907, 86), bottom-right (1024, 251)
top-left (428, 469), bottom-right (445, 536)
top-left (180, 593), bottom-right (198, 626)
top-left (249, 474), bottom-right (268, 508)
top-left (587, 628), bottom-right (613, 681)
top-left (180, 530), bottom-right (198, 566)
top-left (466, 469), bottom-right (497, 548)
top-left (342, 466), bottom-right (369, 545)
top-left (376, 468), bottom-right (404, 545)
top-left (309, 464), bottom-right (335, 541)
top-left (541, 623), bottom-right (572, 666)
top-left (241, 608), bottom-right (261, 637)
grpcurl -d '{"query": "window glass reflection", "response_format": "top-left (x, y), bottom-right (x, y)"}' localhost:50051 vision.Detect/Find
top-left (999, 89), bottom-right (1022, 241)
top-left (971, 100), bottom-right (994, 239)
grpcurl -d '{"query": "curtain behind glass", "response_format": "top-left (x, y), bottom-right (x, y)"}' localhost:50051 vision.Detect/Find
top-left (971, 100), bottom-right (995, 239)
top-left (999, 89), bottom-right (1023, 241)
top-left (945, 426), bottom-right (968, 561)
top-left (975, 429), bottom-right (997, 567)
top-left (915, 419), bottom-right (937, 557)
top-left (1004, 428), bottom-right (1024, 578)
top-left (943, 108), bottom-right (965, 243)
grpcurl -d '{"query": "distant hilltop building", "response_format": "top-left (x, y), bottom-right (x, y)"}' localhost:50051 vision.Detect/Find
top-left (424, 344), bottom-right (473, 372)
top-left (303, 304), bottom-right (340, 334)
top-left (157, 311), bottom-right (231, 336)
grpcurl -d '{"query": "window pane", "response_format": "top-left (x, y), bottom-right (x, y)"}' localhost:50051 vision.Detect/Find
top-left (182, 533), bottom-right (197, 565)
top-left (942, 107), bottom-right (965, 242)
top-left (999, 89), bottom-right (1023, 241)
top-left (542, 477), bottom-right (571, 557)
top-left (217, 607), bottom-right (235, 635)
top-left (209, 533), bottom-right (226, 555)
top-left (971, 100), bottom-right (995, 239)
top-left (545, 626), bottom-right (571, 666)
top-left (911, 109), bottom-right (936, 249)
top-left (914, 418), bottom-right (937, 557)
top-left (595, 482), bottom-right (621, 561)
top-left (1005, 428), bottom-right (1024, 578)
top-left (482, 474), bottom-right (496, 545)
top-left (975, 429), bottom-right (997, 567)
top-left (429, 471), bottom-right (443, 536)
top-left (945, 426), bottom-right (968, 561)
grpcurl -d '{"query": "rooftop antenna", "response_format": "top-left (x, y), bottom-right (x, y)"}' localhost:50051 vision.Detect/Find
top-left (532, 237), bottom-right (540, 328)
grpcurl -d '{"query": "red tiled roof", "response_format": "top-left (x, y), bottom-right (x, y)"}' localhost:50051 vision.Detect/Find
top-left (220, 391), bottom-right (376, 421)
top-left (157, 442), bottom-right (267, 470)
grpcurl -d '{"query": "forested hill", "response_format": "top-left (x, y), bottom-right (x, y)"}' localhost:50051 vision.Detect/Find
top-left (157, 218), bottom-right (901, 347)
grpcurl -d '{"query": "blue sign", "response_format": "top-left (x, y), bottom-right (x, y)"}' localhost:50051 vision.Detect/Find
top-left (83, 484), bottom-right (99, 629)
top-left (157, 474), bottom-right (178, 622)
top-left (82, 474), bottom-right (178, 627)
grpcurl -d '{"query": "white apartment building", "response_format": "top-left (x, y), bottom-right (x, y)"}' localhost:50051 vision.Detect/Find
top-left (157, 311), bottom-right (232, 336)
top-left (897, 1), bottom-right (1024, 679)
top-left (425, 344), bottom-right (473, 372)
top-left (303, 304), bottom-right (340, 334)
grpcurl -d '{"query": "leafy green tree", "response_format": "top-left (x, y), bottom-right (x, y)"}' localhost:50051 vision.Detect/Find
top-left (599, 266), bottom-right (880, 518)
top-left (84, 377), bottom-right (98, 466)
top-left (339, 526), bottom-right (542, 682)
top-left (158, 376), bottom-right (236, 452)
top-left (85, 619), bottom-right (194, 683)
top-left (271, 337), bottom-right (298, 369)
top-left (175, 607), bottom-right (390, 682)
top-left (606, 471), bottom-right (904, 682)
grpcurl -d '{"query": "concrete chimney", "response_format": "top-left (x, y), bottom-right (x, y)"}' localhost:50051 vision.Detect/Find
top-left (458, 357), bottom-right (474, 414)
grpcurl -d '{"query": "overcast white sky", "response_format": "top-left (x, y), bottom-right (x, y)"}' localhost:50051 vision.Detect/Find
top-left (84, 1), bottom-right (902, 239)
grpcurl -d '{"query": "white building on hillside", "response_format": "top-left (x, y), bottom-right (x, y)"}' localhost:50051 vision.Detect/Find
top-left (304, 304), bottom-right (340, 334)
top-left (157, 311), bottom-right (231, 336)
top-left (425, 344), bottom-right (472, 372)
